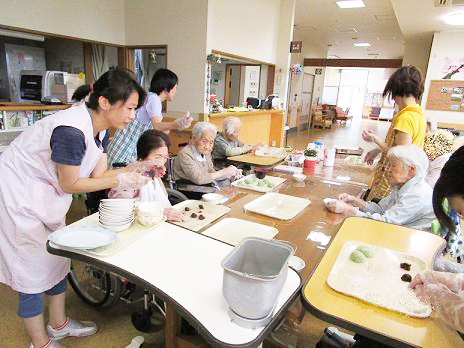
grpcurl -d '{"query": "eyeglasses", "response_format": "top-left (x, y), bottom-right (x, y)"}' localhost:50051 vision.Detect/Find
top-left (150, 154), bottom-right (169, 160)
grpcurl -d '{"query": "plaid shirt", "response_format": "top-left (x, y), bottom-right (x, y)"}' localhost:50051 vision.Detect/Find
top-left (107, 119), bottom-right (152, 167)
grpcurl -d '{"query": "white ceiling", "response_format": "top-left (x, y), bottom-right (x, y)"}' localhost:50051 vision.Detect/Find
top-left (294, 0), bottom-right (405, 59)
top-left (391, 0), bottom-right (464, 40)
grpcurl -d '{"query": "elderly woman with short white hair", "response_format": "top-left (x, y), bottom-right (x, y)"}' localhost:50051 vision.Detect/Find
top-left (212, 116), bottom-right (262, 168)
top-left (327, 144), bottom-right (435, 230)
top-left (173, 122), bottom-right (239, 185)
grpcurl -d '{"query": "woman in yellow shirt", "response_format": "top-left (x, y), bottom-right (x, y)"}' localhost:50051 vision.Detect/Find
top-left (363, 65), bottom-right (427, 201)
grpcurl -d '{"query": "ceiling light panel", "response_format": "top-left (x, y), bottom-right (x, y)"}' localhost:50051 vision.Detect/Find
top-left (444, 12), bottom-right (464, 25)
top-left (336, 0), bottom-right (365, 9)
top-left (354, 42), bottom-right (371, 47)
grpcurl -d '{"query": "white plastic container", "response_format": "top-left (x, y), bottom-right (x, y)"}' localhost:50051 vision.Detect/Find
top-left (323, 147), bottom-right (336, 167)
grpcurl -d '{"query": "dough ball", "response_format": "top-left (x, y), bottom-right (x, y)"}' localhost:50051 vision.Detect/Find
top-left (350, 250), bottom-right (366, 263)
top-left (356, 246), bottom-right (374, 258)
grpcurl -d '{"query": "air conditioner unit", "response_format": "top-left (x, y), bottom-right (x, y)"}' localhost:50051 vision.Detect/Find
top-left (435, 0), bottom-right (464, 6)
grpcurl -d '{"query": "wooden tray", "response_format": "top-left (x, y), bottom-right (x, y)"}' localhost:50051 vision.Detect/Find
top-left (327, 240), bottom-right (431, 318)
top-left (169, 200), bottom-right (230, 232)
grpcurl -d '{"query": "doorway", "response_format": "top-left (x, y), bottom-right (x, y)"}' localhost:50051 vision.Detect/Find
top-left (336, 69), bottom-right (368, 119)
top-left (224, 65), bottom-right (241, 107)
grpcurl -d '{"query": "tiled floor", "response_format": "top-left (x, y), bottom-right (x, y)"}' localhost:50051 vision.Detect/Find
top-left (0, 118), bottom-right (391, 347)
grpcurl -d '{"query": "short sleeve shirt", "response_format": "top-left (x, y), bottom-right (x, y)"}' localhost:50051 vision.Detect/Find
top-left (50, 126), bottom-right (108, 165)
top-left (136, 92), bottom-right (163, 125)
top-left (392, 104), bottom-right (426, 147)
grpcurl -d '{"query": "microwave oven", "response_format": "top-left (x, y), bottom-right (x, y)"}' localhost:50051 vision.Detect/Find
top-left (20, 70), bottom-right (84, 103)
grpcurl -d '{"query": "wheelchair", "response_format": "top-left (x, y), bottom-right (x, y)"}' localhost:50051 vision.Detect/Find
top-left (68, 156), bottom-right (189, 332)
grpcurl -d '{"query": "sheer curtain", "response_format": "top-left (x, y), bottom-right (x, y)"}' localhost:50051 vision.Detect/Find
top-left (91, 44), bottom-right (109, 81)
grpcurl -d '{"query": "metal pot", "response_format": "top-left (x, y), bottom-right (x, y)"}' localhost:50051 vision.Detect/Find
top-left (221, 237), bottom-right (294, 320)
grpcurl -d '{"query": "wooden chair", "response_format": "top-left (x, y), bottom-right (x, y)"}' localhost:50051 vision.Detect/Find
top-left (312, 110), bottom-right (332, 129)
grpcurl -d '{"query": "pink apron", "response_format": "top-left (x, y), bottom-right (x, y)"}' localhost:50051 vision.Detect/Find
top-left (0, 103), bottom-right (104, 293)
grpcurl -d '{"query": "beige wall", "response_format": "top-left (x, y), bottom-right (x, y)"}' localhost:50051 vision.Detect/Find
top-left (402, 37), bottom-right (432, 77)
top-left (125, 0), bottom-right (209, 114)
top-left (208, 0), bottom-right (281, 64)
top-left (0, 0), bottom-right (125, 45)
top-left (421, 31), bottom-right (464, 125)
top-left (273, 0), bottom-right (296, 109)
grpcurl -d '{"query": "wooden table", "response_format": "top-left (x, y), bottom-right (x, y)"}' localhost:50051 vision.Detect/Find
top-left (302, 217), bottom-right (463, 347)
top-left (212, 173), bottom-right (368, 281)
top-left (227, 153), bottom-right (286, 167)
top-left (48, 222), bottom-right (302, 348)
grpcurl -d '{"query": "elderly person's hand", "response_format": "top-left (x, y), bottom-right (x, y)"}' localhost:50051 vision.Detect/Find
top-left (326, 199), bottom-right (357, 215)
top-left (222, 165), bottom-right (239, 177)
top-left (365, 148), bottom-right (381, 165)
top-left (164, 208), bottom-right (188, 222)
top-left (410, 270), bottom-right (464, 293)
top-left (338, 193), bottom-right (366, 208)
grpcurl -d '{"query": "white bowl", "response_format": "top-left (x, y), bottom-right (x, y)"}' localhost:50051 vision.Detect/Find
top-left (100, 198), bottom-right (136, 207)
top-left (293, 173), bottom-right (306, 182)
top-left (202, 193), bottom-right (227, 204)
top-left (137, 215), bottom-right (163, 227)
top-left (99, 216), bottom-right (134, 225)
top-left (137, 202), bottom-right (164, 218)
top-left (100, 220), bottom-right (133, 232)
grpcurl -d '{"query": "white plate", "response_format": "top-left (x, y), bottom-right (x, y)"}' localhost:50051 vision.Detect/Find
top-left (48, 226), bottom-right (116, 249)
top-left (202, 218), bottom-right (278, 246)
top-left (232, 174), bottom-right (286, 193)
top-left (327, 241), bottom-right (432, 318)
top-left (243, 192), bottom-right (311, 220)
top-left (202, 193), bottom-right (228, 205)
top-left (289, 256), bottom-right (305, 271)
top-left (170, 200), bottom-right (231, 232)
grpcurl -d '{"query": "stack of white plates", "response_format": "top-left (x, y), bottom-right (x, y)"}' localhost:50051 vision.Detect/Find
top-left (99, 199), bottom-right (135, 232)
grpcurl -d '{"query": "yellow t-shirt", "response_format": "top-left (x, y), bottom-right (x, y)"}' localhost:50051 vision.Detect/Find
top-left (392, 104), bottom-right (426, 148)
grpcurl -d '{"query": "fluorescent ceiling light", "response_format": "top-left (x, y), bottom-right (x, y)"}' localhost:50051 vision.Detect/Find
top-left (0, 28), bottom-right (45, 41)
top-left (444, 12), bottom-right (464, 25)
top-left (336, 0), bottom-right (365, 9)
top-left (354, 42), bottom-right (371, 47)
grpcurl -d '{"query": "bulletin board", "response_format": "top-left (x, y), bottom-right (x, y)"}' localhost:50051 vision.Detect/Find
top-left (425, 80), bottom-right (464, 112)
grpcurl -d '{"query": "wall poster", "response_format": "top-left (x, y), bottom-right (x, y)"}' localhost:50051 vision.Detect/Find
top-left (426, 80), bottom-right (464, 112)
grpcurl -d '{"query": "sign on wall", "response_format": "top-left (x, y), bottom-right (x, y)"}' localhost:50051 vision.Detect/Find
top-left (290, 41), bottom-right (302, 53)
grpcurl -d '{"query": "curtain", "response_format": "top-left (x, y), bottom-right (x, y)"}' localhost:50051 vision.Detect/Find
top-left (91, 44), bottom-right (108, 81)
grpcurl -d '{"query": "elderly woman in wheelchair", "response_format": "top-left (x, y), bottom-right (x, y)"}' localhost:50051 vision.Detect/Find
top-left (172, 122), bottom-right (241, 199)
top-left (108, 129), bottom-right (187, 222)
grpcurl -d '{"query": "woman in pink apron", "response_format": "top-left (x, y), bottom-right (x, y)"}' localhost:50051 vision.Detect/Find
top-left (0, 68), bottom-right (157, 348)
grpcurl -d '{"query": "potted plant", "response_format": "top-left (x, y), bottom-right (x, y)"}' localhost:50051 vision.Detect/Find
top-left (304, 149), bottom-right (317, 159)
top-left (303, 149), bottom-right (318, 170)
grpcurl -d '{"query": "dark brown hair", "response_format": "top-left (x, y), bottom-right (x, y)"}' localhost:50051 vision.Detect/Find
top-left (433, 145), bottom-right (464, 231)
top-left (136, 129), bottom-right (171, 160)
top-left (383, 65), bottom-right (424, 101)
top-left (87, 67), bottom-right (146, 110)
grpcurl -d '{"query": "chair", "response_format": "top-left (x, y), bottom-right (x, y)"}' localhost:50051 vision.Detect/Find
top-left (312, 109), bottom-right (332, 129)
top-left (334, 107), bottom-right (353, 126)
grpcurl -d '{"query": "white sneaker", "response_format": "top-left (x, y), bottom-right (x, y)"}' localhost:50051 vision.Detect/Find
top-left (46, 318), bottom-right (97, 340)
top-left (29, 339), bottom-right (66, 348)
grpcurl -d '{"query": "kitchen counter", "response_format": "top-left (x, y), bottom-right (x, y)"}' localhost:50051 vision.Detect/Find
top-left (207, 109), bottom-right (285, 147)
top-left (0, 103), bottom-right (70, 111)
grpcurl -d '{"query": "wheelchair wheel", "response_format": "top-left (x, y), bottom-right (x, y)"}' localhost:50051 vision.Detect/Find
top-left (166, 188), bottom-right (188, 205)
top-left (68, 260), bottom-right (122, 307)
